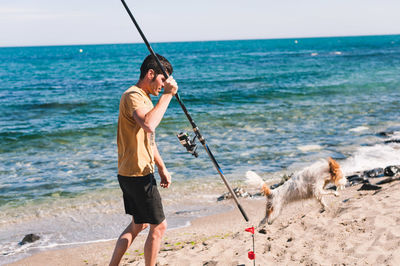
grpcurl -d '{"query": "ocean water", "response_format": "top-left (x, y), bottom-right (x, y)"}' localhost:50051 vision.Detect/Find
top-left (1, 35), bottom-right (400, 263)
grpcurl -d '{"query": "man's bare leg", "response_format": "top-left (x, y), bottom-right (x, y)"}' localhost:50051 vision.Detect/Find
top-left (109, 218), bottom-right (148, 266)
top-left (144, 219), bottom-right (167, 266)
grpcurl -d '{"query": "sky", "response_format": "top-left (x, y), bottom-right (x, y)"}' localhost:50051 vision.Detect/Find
top-left (1, 0), bottom-right (400, 47)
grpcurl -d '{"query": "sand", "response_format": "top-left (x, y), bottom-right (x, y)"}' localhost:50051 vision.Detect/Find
top-left (10, 177), bottom-right (400, 266)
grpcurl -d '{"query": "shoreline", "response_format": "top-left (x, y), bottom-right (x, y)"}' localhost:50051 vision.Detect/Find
top-left (9, 176), bottom-right (400, 265)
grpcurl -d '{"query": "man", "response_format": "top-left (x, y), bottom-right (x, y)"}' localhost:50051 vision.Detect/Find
top-left (110, 54), bottom-right (178, 266)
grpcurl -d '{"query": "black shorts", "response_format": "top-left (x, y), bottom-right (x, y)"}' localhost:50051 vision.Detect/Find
top-left (118, 173), bottom-right (165, 225)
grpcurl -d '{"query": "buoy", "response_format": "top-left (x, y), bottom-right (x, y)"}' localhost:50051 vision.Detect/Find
top-left (79, 49), bottom-right (83, 53)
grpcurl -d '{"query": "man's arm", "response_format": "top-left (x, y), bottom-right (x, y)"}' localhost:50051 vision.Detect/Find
top-left (133, 93), bottom-right (172, 133)
top-left (133, 76), bottom-right (178, 133)
top-left (153, 139), bottom-right (171, 188)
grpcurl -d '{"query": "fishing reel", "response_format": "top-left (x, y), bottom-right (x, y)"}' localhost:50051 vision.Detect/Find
top-left (177, 132), bottom-right (198, 157)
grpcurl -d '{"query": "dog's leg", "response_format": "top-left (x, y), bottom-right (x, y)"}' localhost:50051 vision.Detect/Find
top-left (323, 179), bottom-right (329, 189)
top-left (314, 185), bottom-right (329, 212)
top-left (322, 180), bottom-right (340, 196)
top-left (316, 195), bottom-right (328, 211)
top-left (259, 217), bottom-right (267, 226)
top-left (259, 204), bottom-right (268, 226)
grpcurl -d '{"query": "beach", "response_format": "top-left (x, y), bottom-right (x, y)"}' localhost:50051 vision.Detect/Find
top-left (1, 36), bottom-right (400, 265)
top-left (10, 174), bottom-right (400, 265)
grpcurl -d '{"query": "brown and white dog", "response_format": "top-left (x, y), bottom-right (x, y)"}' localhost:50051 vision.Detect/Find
top-left (246, 158), bottom-right (346, 225)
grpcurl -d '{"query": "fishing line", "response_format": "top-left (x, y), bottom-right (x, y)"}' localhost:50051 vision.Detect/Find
top-left (120, 0), bottom-right (249, 222)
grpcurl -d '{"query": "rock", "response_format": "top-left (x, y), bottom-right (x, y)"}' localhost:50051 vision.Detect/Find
top-left (258, 228), bottom-right (267, 234)
top-left (217, 187), bottom-right (250, 201)
top-left (378, 131), bottom-right (394, 137)
top-left (203, 261), bottom-right (217, 266)
top-left (357, 183), bottom-right (381, 191)
top-left (270, 181), bottom-right (284, 189)
top-left (270, 173), bottom-right (293, 189)
top-left (363, 168), bottom-right (384, 178)
top-left (376, 177), bottom-right (396, 185)
top-left (384, 139), bottom-right (400, 144)
top-left (346, 174), bottom-right (369, 186)
top-left (384, 165), bottom-right (400, 176)
top-left (19, 234), bottom-right (40, 245)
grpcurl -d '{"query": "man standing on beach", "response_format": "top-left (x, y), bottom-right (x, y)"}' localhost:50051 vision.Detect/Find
top-left (110, 54), bottom-right (178, 266)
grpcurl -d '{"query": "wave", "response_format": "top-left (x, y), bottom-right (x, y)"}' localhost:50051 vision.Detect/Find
top-left (297, 145), bottom-right (323, 152)
top-left (349, 126), bottom-right (369, 132)
top-left (341, 143), bottom-right (400, 176)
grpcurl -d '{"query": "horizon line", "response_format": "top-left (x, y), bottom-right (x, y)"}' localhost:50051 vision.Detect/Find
top-left (1, 33), bottom-right (399, 49)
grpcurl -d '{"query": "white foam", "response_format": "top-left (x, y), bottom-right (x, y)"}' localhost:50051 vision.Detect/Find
top-left (388, 131), bottom-right (400, 139)
top-left (297, 144), bottom-right (323, 152)
top-left (341, 143), bottom-right (400, 175)
top-left (36, 238), bottom-right (116, 250)
top-left (349, 126), bottom-right (369, 132)
top-left (0, 184), bottom-right (10, 189)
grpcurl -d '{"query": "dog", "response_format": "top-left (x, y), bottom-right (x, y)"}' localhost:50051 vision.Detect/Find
top-left (246, 157), bottom-right (346, 225)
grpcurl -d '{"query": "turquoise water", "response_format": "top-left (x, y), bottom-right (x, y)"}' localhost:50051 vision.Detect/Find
top-left (1, 35), bottom-right (400, 263)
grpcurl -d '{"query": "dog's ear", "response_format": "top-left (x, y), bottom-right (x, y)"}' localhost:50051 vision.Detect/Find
top-left (261, 183), bottom-right (271, 196)
top-left (328, 157), bottom-right (342, 182)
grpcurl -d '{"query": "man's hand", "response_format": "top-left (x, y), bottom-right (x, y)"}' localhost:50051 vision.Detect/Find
top-left (158, 167), bottom-right (171, 188)
top-left (163, 76), bottom-right (178, 96)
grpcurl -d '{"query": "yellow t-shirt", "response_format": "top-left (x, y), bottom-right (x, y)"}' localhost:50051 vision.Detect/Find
top-left (117, 86), bottom-right (155, 176)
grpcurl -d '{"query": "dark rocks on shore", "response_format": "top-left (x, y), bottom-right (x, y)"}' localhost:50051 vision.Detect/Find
top-left (347, 165), bottom-right (400, 186)
top-left (19, 234), bottom-right (40, 245)
top-left (270, 181), bottom-right (285, 190)
top-left (346, 175), bottom-right (370, 186)
top-left (376, 176), bottom-right (400, 185)
top-left (357, 183), bottom-right (382, 191)
top-left (270, 173), bottom-right (293, 190)
top-left (346, 164), bottom-right (400, 190)
top-left (217, 187), bottom-right (250, 201)
top-left (378, 131), bottom-right (394, 137)
top-left (363, 168), bottom-right (384, 178)
top-left (384, 165), bottom-right (400, 176)
top-left (384, 139), bottom-right (400, 144)
top-left (378, 130), bottom-right (400, 144)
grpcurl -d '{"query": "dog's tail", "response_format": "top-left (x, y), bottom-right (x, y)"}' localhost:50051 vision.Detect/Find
top-left (245, 171), bottom-right (271, 195)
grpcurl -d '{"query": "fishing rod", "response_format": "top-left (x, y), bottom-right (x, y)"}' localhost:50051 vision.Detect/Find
top-left (121, 0), bottom-right (249, 222)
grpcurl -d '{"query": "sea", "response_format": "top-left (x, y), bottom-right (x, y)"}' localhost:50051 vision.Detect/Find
top-left (1, 35), bottom-right (400, 264)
